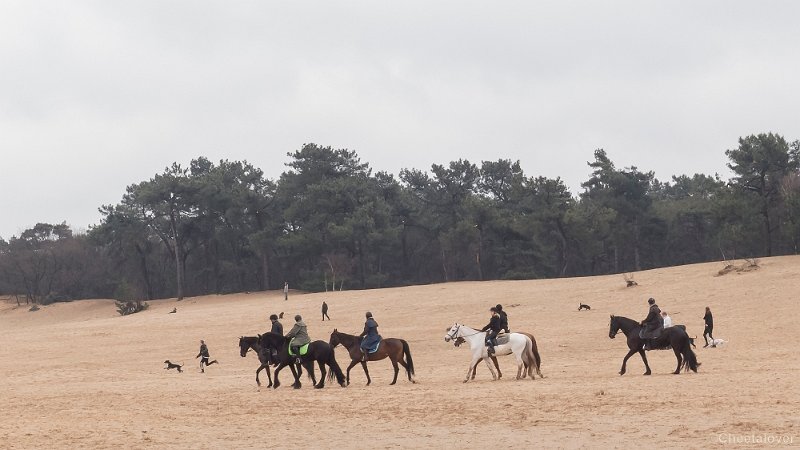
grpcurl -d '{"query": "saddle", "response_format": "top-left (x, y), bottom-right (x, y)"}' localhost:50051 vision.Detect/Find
top-left (287, 341), bottom-right (309, 357)
top-left (362, 337), bottom-right (381, 354)
top-left (495, 333), bottom-right (510, 346)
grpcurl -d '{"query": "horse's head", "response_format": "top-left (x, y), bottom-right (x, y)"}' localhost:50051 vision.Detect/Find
top-left (329, 329), bottom-right (340, 348)
top-left (608, 315), bottom-right (620, 339)
top-left (444, 323), bottom-right (461, 342)
top-left (239, 336), bottom-right (250, 357)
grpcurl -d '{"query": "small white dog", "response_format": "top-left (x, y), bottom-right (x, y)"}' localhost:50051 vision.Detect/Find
top-left (707, 337), bottom-right (727, 347)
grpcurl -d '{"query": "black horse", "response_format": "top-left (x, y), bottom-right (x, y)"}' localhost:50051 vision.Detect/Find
top-left (238, 335), bottom-right (303, 387)
top-left (258, 332), bottom-right (346, 389)
top-left (608, 315), bottom-right (699, 375)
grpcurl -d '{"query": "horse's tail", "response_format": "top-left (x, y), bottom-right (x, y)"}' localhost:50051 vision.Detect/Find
top-left (401, 339), bottom-right (415, 377)
top-left (529, 336), bottom-right (542, 377)
top-left (326, 350), bottom-right (346, 386)
top-left (681, 337), bottom-right (700, 373)
top-left (524, 337), bottom-right (535, 379)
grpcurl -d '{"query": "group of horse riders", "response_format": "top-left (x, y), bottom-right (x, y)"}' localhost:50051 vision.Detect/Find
top-left (480, 304), bottom-right (509, 355)
top-left (268, 311), bottom-right (381, 364)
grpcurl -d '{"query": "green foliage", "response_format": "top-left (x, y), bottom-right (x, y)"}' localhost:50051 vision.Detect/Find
top-left (3, 134), bottom-right (800, 302)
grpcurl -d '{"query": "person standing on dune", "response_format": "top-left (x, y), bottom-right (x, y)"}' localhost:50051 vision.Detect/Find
top-left (322, 301), bottom-right (330, 321)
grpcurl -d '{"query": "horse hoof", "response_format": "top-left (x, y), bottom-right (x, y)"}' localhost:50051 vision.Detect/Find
top-left (314, 384), bottom-right (324, 389)
top-left (643, 372), bottom-right (651, 376)
top-left (463, 380), bottom-right (469, 384)
top-left (339, 383), bottom-right (346, 388)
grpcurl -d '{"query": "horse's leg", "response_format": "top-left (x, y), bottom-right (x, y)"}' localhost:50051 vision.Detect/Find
top-left (469, 360), bottom-right (479, 380)
top-left (492, 356), bottom-right (501, 379)
top-left (272, 362), bottom-right (286, 389)
top-left (289, 363), bottom-right (301, 389)
top-left (315, 361), bottom-right (327, 388)
top-left (672, 346), bottom-right (683, 375)
top-left (389, 356), bottom-right (400, 385)
top-left (361, 361), bottom-right (371, 386)
top-left (345, 359), bottom-right (359, 386)
top-left (466, 357), bottom-right (481, 383)
top-left (265, 363), bottom-right (272, 387)
top-left (515, 350), bottom-right (524, 380)
top-left (256, 364), bottom-right (263, 387)
top-left (303, 360), bottom-right (317, 386)
top-left (483, 357), bottom-right (497, 380)
top-left (619, 348), bottom-right (638, 375)
top-left (639, 350), bottom-right (652, 375)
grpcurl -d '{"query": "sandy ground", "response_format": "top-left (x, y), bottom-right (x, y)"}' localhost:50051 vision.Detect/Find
top-left (2, 256), bottom-right (799, 449)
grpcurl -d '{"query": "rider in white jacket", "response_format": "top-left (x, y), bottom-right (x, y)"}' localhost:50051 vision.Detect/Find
top-left (661, 311), bottom-right (672, 328)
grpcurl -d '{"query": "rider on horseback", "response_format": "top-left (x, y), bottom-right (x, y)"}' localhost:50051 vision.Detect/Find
top-left (640, 298), bottom-right (663, 350)
top-left (285, 315), bottom-right (310, 364)
top-left (496, 304), bottom-right (509, 333)
top-left (359, 311), bottom-right (381, 362)
top-left (481, 307), bottom-right (502, 355)
top-left (268, 314), bottom-right (283, 365)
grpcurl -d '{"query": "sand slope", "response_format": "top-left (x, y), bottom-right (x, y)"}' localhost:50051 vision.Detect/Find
top-left (1, 257), bottom-right (799, 449)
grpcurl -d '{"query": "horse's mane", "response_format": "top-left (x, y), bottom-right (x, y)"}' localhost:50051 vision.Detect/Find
top-left (259, 332), bottom-right (289, 347)
top-left (331, 330), bottom-right (361, 348)
top-left (611, 315), bottom-right (640, 329)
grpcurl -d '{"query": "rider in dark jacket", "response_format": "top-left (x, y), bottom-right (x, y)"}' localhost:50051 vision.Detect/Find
top-left (270, 314), bottom-right (283, 335)
top-left (702, 306), bottom-right (714, 348)
top-left (481, 307), bottom-right (502, 354)
top-left (268, 314), bottom-right (283, 364)
top-left (496, 304), bottom-right (509, 333)
top-left (641, 298), bottom-right (663, 350)
top-left (359, 312), bottom-right (381, 361)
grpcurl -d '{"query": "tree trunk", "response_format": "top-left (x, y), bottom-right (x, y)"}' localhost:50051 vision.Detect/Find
top-left (763, 203), bottom-right (773, 257)
top-left (556, 220), bottom-right (569, 277)
top-left (261, 251), bottom-right (270, 291)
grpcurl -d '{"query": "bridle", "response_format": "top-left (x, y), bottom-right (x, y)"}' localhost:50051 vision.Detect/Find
top-left (447, 324), bottom-right (484, 342)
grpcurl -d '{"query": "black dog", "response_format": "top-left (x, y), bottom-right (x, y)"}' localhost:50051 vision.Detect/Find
top-left (164, 360), bottom-right (183, 373)
top-left (579, 303), bottom-right (591, 311)
top-left (279, 311), bottom-right (284, 319)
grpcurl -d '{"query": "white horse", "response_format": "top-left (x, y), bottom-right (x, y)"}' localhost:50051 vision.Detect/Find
top-left (445, 323), bottom-right (535, 382)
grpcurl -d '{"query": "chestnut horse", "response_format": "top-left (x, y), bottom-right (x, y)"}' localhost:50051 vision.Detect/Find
top-left (329, 329), bottom-right (415, 386)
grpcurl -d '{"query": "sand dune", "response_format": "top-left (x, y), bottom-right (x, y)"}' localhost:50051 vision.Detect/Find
top-left (2, 256), bottom-right (798, 449)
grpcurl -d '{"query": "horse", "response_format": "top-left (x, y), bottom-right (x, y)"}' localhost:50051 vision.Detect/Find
top-left (444, 323), bottom-right (535, 382)
top-left (608, 315), bottom-right (699, 375)
top-left (454, 330), bottom-right (543, 380)
top-left (238, 336), bottom-right (274, 387)
top-left (328, 329), bottom-right (416, 386)
top-left (258, 332), bottom-right (346, 389)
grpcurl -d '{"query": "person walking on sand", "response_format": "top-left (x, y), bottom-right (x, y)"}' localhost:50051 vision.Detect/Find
top-left (702, 306), bottom-right (714, 348)
top-left (283, 281), bottom-right (289, 301)
top-left (196, 340), bottom-right (218, 373)
top-left (322, 301), bottom-right (330, 321)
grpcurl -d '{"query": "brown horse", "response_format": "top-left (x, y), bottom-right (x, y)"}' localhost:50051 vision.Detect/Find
top-left (329, 329), bottom-right (415, 386)
top-left (454, 330), bottom-right (543, 380)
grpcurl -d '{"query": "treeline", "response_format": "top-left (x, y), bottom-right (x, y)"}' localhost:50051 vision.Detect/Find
top-left (2, 133), bottom-right (799, 304)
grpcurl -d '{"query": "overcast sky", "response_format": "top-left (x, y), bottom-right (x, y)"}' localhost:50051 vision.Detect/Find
top-left (1, 1), bottom-right (799, 239)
